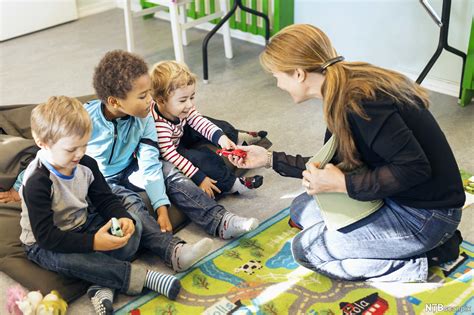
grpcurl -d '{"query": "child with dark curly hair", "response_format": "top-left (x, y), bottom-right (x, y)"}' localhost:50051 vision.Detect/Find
top-left (84, 50), bottom-right (260, 267)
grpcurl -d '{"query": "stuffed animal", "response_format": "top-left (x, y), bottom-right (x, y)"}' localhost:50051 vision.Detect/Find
top-left (6, 285), bottom-right (27, 315)
top-left (16, 290), bottom-right (43, 315)
top-left (36, 290), bottom-right (68, 315)
top-left (6, 287), bottom-right (67, 315)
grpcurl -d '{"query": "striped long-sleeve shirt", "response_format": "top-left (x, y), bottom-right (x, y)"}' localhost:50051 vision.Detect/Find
top-left (151, 103), bottom-right (224, 185)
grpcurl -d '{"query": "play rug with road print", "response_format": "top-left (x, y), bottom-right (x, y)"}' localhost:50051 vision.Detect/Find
top-left (116, 205), bottom-right (473, 314)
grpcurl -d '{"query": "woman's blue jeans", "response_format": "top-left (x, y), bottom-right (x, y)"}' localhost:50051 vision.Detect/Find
top-left (289, 193), bottom-right (462, 282)
top-left (25, 212), bottom-right (147, 295)
top-left (105, 159), bottom-right (227, 268)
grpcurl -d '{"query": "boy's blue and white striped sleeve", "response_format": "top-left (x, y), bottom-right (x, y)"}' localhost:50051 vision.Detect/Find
top-left (137, 116), bottom-right (170, 210)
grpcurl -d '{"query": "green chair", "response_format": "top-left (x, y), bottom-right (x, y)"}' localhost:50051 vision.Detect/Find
top-left (460, 18), bottom-right (474, 106)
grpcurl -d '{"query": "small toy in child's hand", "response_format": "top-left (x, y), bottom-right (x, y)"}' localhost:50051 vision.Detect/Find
top-left (216, 149), bottom-right (247, 158)
top-left (110, 217), bottom-right (124, 237)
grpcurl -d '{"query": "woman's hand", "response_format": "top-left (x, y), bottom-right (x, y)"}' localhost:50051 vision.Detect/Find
top-left (93, 219), bottom-right (131, 251)
top-left (0, 188), bottom-right (21, 203)
top-left (228, 145), bottom-right (268, 169)
top-left (199, 176), bottom-right (221, 199)
top-left (156, 205), bottom-right (173, 233)
top-left (118, 217), bottom-right (135, 237)
top-left (302, 163), bottom-right (347, 195)
top-left (218, 135), bottom-right (236, 149)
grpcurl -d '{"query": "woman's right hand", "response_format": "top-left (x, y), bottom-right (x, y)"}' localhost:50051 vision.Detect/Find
top-left (228, 145), bottom-right (268, 169)
top-left (93, 219), bottom-right (131, 251)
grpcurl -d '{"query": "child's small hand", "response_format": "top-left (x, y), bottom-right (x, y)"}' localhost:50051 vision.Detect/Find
top-left (156, 205), bottom-right (173, 233)
top-left (199, 176), bottom-right (221, 199)
top-left (0, 188), bottom-right (21, 203)
top-left (218, 135), bottom-right (236, 150)
top-left (118, 217), bottom-right (135, 236)
top-left (93, 219), bottom-right (131, 251)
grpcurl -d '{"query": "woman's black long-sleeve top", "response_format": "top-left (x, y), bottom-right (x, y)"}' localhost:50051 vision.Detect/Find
top-left (272, 99), bottom-right (465, 210)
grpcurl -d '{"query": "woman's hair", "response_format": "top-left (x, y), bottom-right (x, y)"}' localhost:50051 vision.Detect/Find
top-left (260, 24), bottom-right (430, 170)
top-left (150, 60), bottom-right (197, 103)
top-left (31, 96), bottom-right (92, 145)
top-left (93, 50), bottom-right (149, 102)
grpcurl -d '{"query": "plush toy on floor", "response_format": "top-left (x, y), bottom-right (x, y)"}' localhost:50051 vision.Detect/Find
top-left (6, 286), bottom-right (68, 315)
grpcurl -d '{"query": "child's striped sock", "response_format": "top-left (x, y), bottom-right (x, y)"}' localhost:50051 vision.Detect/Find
top-left (87, 285), bottom-right (114, 315)
top-left (144, 270), bottom-right (181, 300)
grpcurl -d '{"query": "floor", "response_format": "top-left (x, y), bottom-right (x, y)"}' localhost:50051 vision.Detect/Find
top-left (1, 9), bottom-right (473, 314)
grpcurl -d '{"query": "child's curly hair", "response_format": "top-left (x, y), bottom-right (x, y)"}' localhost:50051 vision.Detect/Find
top-left (150, 60), bottom-right (197, 103)
top-left (93, 50), bottom-right (149, 102)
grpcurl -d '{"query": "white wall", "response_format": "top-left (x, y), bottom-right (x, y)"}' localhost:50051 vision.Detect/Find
top-left (0, 0), bottom-right (78, 41)
top-left (295, 0), bottom-right (473, 96)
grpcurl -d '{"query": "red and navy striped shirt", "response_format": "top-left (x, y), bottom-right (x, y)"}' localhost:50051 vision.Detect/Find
top-left (151, 102), bottom-right (224, 185)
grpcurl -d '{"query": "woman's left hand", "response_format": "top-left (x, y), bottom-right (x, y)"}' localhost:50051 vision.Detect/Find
top-left (302, 163), bottom-right (347, 195)
top-left (218, 135), bottom-right (236, 150)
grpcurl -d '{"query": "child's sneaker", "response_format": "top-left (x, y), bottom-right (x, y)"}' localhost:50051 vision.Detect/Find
top-left (240, 175), bottom-right (263, 189)
top-left (87, 285), bottom-right (114, 315)
top-left (229, 175), bottom-right (263, 194)
top-left (237, 130), bottom-right (268, 146)
top-left (218, 212), bottom-right (259, 239)
top-left (171, 238), bottom-right (213, 272)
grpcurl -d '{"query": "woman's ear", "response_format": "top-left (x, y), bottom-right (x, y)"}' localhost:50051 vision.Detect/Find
top-left (294, 68), bottom-right (307, 83)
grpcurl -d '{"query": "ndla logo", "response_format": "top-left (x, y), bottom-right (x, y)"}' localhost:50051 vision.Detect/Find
top-left (204, 298), bottom-right (239, 315)
top-left (340, 293), bottom-right (389, 315)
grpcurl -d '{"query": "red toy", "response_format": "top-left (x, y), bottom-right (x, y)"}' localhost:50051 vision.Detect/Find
top-left (216, 149), bottom-right (247, 158)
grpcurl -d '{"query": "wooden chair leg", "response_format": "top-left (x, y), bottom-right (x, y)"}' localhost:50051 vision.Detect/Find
top-left (179, 4), bottom-right (188, 46)
top-left (123, 0), bottom-right (135, 52)
top-left (219, 0), bottom-right (233, 59)
top-left (169, 3), bottom-right (185, 62)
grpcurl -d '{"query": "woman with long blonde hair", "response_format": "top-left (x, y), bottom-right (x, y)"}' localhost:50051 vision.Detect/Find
top-left (230, 24), bottom-right (465, 281)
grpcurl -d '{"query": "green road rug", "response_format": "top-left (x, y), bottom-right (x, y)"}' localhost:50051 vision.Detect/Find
top-left (117, 208), bottom-right (473, 315)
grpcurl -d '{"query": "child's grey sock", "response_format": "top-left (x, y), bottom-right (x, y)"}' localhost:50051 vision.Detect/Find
top-left (171, 238), bottom-right (213, 272)
top-left (237, 130), bottom-right (267, 146)
top-left (87, 285), bottom-right (114, 315)
top-left (218, 212), bottom-right (259, 239)
top-left (145, 270), bottom-right (181, 300)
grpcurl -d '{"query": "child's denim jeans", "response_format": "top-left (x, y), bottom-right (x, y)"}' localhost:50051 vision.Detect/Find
top-left (105, 159), bottom-right (227, 268)
top-left (25, 212), bottom-right (147, 295)
top-left (289, 193), bottom-right (462, 282)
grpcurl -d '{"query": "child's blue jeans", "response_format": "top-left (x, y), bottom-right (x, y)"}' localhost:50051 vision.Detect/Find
top-left (289, 193), bottom-right (462, 282)
top-left (25, 212), bottom-right (147, 295)
top-left (105, 159), bottom-right (227, 268)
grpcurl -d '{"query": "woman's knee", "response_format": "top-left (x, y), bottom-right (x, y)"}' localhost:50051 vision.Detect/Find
top-left (291, 232), bottom-right (326, 269)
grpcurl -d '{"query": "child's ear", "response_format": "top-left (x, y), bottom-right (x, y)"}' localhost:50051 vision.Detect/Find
top-left (107, 96), bottom-right (121, 109)
top-left (33, 136), bottom-right (48, 150)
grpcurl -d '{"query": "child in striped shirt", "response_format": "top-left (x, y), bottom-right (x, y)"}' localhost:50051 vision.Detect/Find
top-left (150, 61), bottom-right (265, 199)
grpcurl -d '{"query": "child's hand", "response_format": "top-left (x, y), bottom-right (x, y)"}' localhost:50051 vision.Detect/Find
top-left (93, 219), bottom-right (131, 251)
top-left (156, 206), bottom-right (173, 233)
top-left (199, 176), bottom-right (221, 199)
top-left (228, 145), bottom-right (268, 169)
top-left (218, 135), bottom-right (236, 150)
top-left (0, 188), bottom-right (21, 203)
top-left (118, 217), bottom-right (135, 236)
